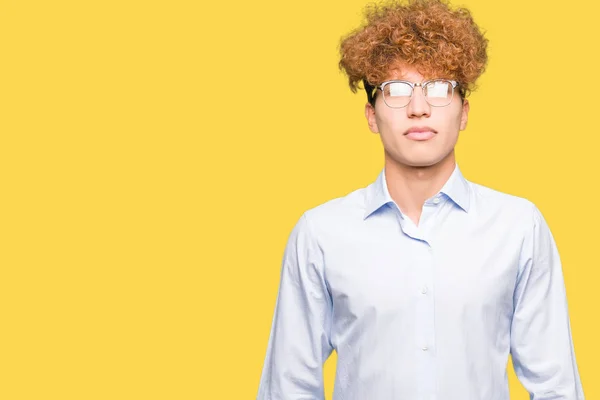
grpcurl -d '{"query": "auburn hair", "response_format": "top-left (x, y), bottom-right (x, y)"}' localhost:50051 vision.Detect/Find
top-left (338, 0), bottom-right (488, 101)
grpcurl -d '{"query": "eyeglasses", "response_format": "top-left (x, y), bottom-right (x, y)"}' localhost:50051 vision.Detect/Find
top-left (376, 79), bottom-right (459, 108)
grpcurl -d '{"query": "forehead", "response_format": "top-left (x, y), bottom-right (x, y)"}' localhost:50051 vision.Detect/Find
top-left (385, 63), bottom-right (442, 82)
top-left (387, 67), bottom-right (421, 81)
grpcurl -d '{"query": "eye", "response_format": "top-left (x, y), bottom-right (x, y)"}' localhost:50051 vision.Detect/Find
top-left (386, 82), bottom-right (412, 97)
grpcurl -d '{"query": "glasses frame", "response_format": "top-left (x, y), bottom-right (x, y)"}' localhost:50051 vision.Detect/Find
top-left (376, 79), bottom-right (459, 108)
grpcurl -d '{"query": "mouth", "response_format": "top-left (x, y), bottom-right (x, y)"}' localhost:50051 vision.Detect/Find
top-left (404, 127), bottom-right (437, 141)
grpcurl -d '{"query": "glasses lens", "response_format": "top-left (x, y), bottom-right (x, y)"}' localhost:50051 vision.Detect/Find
top-left (424, 80), bottom-right (454, 106)
top-left (383, 82), bottom-right (412, 108)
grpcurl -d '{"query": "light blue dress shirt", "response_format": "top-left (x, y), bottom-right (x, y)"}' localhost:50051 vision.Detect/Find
top-left (257, 163), bottom-right (584, 400)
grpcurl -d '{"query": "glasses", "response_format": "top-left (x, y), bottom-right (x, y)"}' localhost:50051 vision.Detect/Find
top-left (376, 79), bottom-right (459, 108)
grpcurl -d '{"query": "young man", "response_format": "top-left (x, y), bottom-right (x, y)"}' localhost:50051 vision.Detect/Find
top-left (257, 0), bottom-right (584, 399)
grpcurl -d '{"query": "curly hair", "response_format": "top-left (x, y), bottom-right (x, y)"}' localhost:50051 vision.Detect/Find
top-left (338, 0), bottom-right (488, 102)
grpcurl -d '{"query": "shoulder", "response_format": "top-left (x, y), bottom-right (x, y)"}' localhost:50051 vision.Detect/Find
top-left (298, 186), bottom-right (369, 238)
top-left (469, 181), bottom-right (538, 220)
top-left (304, 185), bottom-right (367, 218)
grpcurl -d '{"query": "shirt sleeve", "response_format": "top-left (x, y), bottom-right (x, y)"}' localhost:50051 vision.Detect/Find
top-left (510, 204), bottom-right (585, 399)
top-left (257, 212), bottom-right (334, 400)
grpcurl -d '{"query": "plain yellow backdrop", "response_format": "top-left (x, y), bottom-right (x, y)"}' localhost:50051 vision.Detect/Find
top-left (0, 0), bottom-right (597, 398)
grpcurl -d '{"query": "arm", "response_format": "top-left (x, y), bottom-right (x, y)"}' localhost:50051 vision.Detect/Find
top-left (257, 213), bottom-right (334, 400)
top-left (510, 204), bottom-right (584, 399)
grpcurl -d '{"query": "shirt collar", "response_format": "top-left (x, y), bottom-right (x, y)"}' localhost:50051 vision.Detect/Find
top-left (363, 162), bottom-right (471, 220)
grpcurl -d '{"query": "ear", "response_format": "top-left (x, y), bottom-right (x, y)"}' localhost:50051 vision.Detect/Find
top-left (365, 102), bottom-right (379, 134)
top-left (459, 98), bottom-right (470, 131)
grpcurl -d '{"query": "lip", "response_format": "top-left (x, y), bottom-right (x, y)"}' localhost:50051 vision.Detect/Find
top-left (404, 126), bottom-right (436, 141)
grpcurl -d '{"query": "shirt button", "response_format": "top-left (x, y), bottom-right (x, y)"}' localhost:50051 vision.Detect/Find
top-left (433, 197), bottom-right (441, 204)
top-left (422, 346), bottom-right (429, 351)
top-left (421, 286), bottom-right (428, 294)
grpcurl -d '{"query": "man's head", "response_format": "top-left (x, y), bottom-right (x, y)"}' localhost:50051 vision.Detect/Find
top-left (338, 0), bottom-right (488, 168)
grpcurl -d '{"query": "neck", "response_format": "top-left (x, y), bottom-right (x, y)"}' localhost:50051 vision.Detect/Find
top-left (383, 151), bottom-right (456, 224)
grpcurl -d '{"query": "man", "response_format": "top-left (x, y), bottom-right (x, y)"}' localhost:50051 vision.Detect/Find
top-left (257, 0), bottom-right (585, 399)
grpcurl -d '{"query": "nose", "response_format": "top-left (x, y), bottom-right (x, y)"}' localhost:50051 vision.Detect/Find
top-left (407, 86), bottom-right (431, 118)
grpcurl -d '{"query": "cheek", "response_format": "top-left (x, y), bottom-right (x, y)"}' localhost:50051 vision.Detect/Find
top-left (441, 107), bottom-right (465, 131)
top-left (375, 110), bottom-right (405, 133)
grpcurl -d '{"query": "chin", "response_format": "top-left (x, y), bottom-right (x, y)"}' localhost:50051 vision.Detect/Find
top-left (406, 160), bottom-right (439, 168)
top-left (385, 145), bottom-right (454, 168)
top-left (390, 153), bottom-right (448, 168)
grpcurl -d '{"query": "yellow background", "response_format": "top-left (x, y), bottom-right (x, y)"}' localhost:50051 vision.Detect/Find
top-left (0, 0), bottom-right (597, 398)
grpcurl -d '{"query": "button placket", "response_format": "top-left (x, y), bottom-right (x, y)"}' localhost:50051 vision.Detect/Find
top-left (414, 242), bottom-right (436, 400)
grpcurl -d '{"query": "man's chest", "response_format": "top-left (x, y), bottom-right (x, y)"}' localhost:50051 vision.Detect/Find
top-left (321, 221), bottom-right (522, 328)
